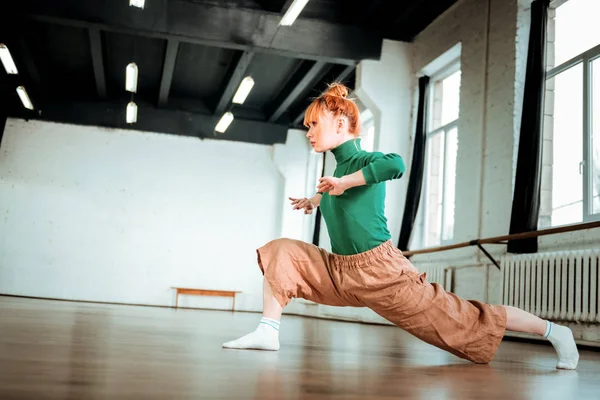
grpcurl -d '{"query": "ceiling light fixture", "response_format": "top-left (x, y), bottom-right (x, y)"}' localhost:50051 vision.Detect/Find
top-left (215, 112), bottom-right (234, 133)
top-left (126, 62), bottom-right (138, 93)
top-left (232, 76), bottom-right (255, 104)
top-left (279, 0), bottom-right (309, 26)
top-left (129, 0), bottom-right (145, 9)
top-left (126, 101), bottom-right (138, 123)
top-left (0, 44), bottom-right (18, 74)
top-left (16, 86), bottom-right (34, 110)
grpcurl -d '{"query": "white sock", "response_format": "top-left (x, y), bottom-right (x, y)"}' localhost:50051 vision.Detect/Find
top-left (222, 317), bottom-right (280, 351)
top-left (544, 321), bottom-right (579, 370)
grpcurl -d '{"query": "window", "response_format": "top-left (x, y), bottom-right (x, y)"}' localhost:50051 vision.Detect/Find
top-left (360, 109), bottom-right (375, 152)
top-left (414, 62), bottom-right (461, 248)
top-left (539, 0), bottom-right (600, 227)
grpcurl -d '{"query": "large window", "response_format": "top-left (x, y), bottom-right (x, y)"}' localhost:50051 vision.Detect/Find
top-left (414, 62), bottom-right (461, 248)
top-left (540, 0), bottom-right (600, 227)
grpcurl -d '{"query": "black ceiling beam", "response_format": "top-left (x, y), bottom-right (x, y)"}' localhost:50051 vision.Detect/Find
top-left (158, 39), bottom-right (179, 107)
top-left (0, 27), bottom-right (45, 105)
top-left (366, 0), bottom-right (385, 18)
top-left (214, 51), bottom-right (255, 115)
top-left (5, 98), bottom-right (287, 146)
top-left (253, 0), bottom-right (286, 13)
top-left (280, 0), bottom-right (296, 13)
top-left (15, 0), bottom-right (382, 65)
top-left (392, 0), bottom-right (424, 28)
top-left (268, 61), bottom-right (332, 123)
top-left (16, 38), bottom-right (42, 87)
top-left (291, 64), bottom-right (355, 126)
top-left (388, 0), bottom-right (457, 41)
top-left (88, 27), bottom-right (107, 99)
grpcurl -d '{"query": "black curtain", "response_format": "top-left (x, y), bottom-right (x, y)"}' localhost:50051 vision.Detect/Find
top-left (398, 76), bottom-right (430, 251)
top-left (508, 0), bottom-right (549, 253)
top-left (0, 107), bottom-right (6, 147)
top-left (0, 73), bottom-right (7, 148)
top-left (312, 153), bottom-right (327, 246)
top-left (0, 109), bottom-right (6, 148)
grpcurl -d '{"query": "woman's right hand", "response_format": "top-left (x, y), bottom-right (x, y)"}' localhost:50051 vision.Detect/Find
top-left (289, 197), bottom-right (317, 214)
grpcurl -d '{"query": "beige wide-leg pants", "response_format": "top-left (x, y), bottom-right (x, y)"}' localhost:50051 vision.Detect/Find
top-left (256, 238), bottom-right (507, 364)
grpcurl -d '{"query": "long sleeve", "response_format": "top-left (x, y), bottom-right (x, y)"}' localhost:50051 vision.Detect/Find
top-left (360, 152), bottom-right (405, 184)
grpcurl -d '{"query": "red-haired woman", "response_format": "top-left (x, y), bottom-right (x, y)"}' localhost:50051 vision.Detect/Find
top-left (222, 83), bottom-right (579, 370)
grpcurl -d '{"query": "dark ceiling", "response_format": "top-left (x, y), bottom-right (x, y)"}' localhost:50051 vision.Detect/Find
top-left (0, 0), bottom-right (458, 145)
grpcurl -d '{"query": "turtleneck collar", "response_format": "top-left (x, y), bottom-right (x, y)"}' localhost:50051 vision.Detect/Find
top-left (331, 138), bottom-right (362, 163)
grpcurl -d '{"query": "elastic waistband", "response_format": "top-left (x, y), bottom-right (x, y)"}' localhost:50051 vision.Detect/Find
top-left (330, 240), bottom-right (402, 268)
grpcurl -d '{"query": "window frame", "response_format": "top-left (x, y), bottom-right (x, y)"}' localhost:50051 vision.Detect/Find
top-left (418, 60), bottom-right (461, 248)
top-left (546, 40), bottom-right (600, 224)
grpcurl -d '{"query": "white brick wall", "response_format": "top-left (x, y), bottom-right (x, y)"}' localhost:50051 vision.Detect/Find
top-left (410, 0), bottom-right (528, 269)
top-left (405, 0), bottom-right (600, 343)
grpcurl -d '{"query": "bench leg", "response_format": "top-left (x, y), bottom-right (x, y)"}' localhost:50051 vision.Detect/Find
top-left (175, 292), bottom-right (179, 309)
top-left (232, 296), bottom-right (235, 312)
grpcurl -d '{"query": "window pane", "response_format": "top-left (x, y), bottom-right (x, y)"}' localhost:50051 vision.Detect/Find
top-left (442, 127), bottom-right (457, 241)
top-left (425, 132), bottom-right (445, 246)
top-left (553, 0), bottom-right (600, 66)
top-left (441, 71), bottom-right (461, 126)
top-left (430, 69), bottom-right (461, 130)
top-left (592, 57), bottom-right (600, 214)
top-left (549, 63), bottom-right (584, 226)
top-left (552, 202), bottom-right (583, 226)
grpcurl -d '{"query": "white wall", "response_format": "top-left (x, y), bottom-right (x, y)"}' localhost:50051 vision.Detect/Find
top-left (0, 118), bottom-right (312, 312)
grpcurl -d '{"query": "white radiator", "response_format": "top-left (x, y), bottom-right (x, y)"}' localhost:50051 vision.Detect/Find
top-left (420, 266), bottom-right (453, 292)
top-left (501, 250), bottom-right (600, 323)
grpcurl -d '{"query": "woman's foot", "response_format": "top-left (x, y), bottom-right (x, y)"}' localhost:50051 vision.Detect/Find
top-left (222, 317), bottom-right (280, 351)
top-left (545, 322), bottom-right (579, 370)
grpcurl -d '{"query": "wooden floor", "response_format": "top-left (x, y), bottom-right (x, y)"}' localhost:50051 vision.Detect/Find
top-left (1, 297), bottom-right (599, 399)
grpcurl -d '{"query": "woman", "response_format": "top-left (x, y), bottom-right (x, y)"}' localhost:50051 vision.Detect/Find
top-left (222, 83), bottom-right (579, 370)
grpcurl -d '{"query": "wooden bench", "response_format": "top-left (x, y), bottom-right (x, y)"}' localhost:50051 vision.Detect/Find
top-left (171, 287), bottom-right (241, 311)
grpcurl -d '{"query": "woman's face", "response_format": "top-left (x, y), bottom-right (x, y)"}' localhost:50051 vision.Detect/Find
top-left (306, 111), bottom-right (342, 153)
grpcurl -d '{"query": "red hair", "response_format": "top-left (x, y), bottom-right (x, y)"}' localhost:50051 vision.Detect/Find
top-left (303, 82), bottom-right (362, 136)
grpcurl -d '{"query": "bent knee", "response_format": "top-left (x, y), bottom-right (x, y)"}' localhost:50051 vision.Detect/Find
top-left (262, 237), bottom-right (303, 251)
top-left (466, 353), bottom-right (494, 364)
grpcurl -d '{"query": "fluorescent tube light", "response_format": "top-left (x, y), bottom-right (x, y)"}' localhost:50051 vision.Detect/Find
top-left (126, 62), bottom-right (138, 93)
top-left (232, 76), bottom-right (254, 104)
top-left (16, 86), bottom-right (33, 110)
top-left (215, 112), bottom-right (234, 133)
top-left (127, 101), bottom-right (138, 123)
top-left (0, 44), bottom-right (18, 74)
top-left (130, 0), bottom-right (145, 9)
top-left (279, 0), bottom-right (309, 26)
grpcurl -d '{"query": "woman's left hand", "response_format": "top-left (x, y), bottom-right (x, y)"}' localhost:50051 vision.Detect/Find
top-left (318, 176), bottom-right (346, 196)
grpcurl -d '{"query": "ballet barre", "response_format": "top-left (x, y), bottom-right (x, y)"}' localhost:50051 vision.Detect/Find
top-left (402, 220), bottom-right (600, 269)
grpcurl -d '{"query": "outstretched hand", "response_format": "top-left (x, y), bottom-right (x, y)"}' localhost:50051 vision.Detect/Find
top-left (289, 197), bottom-right (316, 214)
top-left (317, 176), bottom-right (346, 196)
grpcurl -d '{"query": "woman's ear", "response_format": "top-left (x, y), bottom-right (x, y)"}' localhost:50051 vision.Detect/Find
top-left (336, 118), bottom-right (345, 133)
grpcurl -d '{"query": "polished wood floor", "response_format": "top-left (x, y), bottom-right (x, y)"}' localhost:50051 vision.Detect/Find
top-left (1, 297), bottom-right (599, 399)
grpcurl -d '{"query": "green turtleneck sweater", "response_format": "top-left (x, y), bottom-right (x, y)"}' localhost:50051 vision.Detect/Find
top-left (319, 139), bottom-right (406, 255)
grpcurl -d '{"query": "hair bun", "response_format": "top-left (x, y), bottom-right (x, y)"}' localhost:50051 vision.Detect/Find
top-left (324, 82), bottom-right (348, 98)
top-left (304, 81), bottom-right (361, 135)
